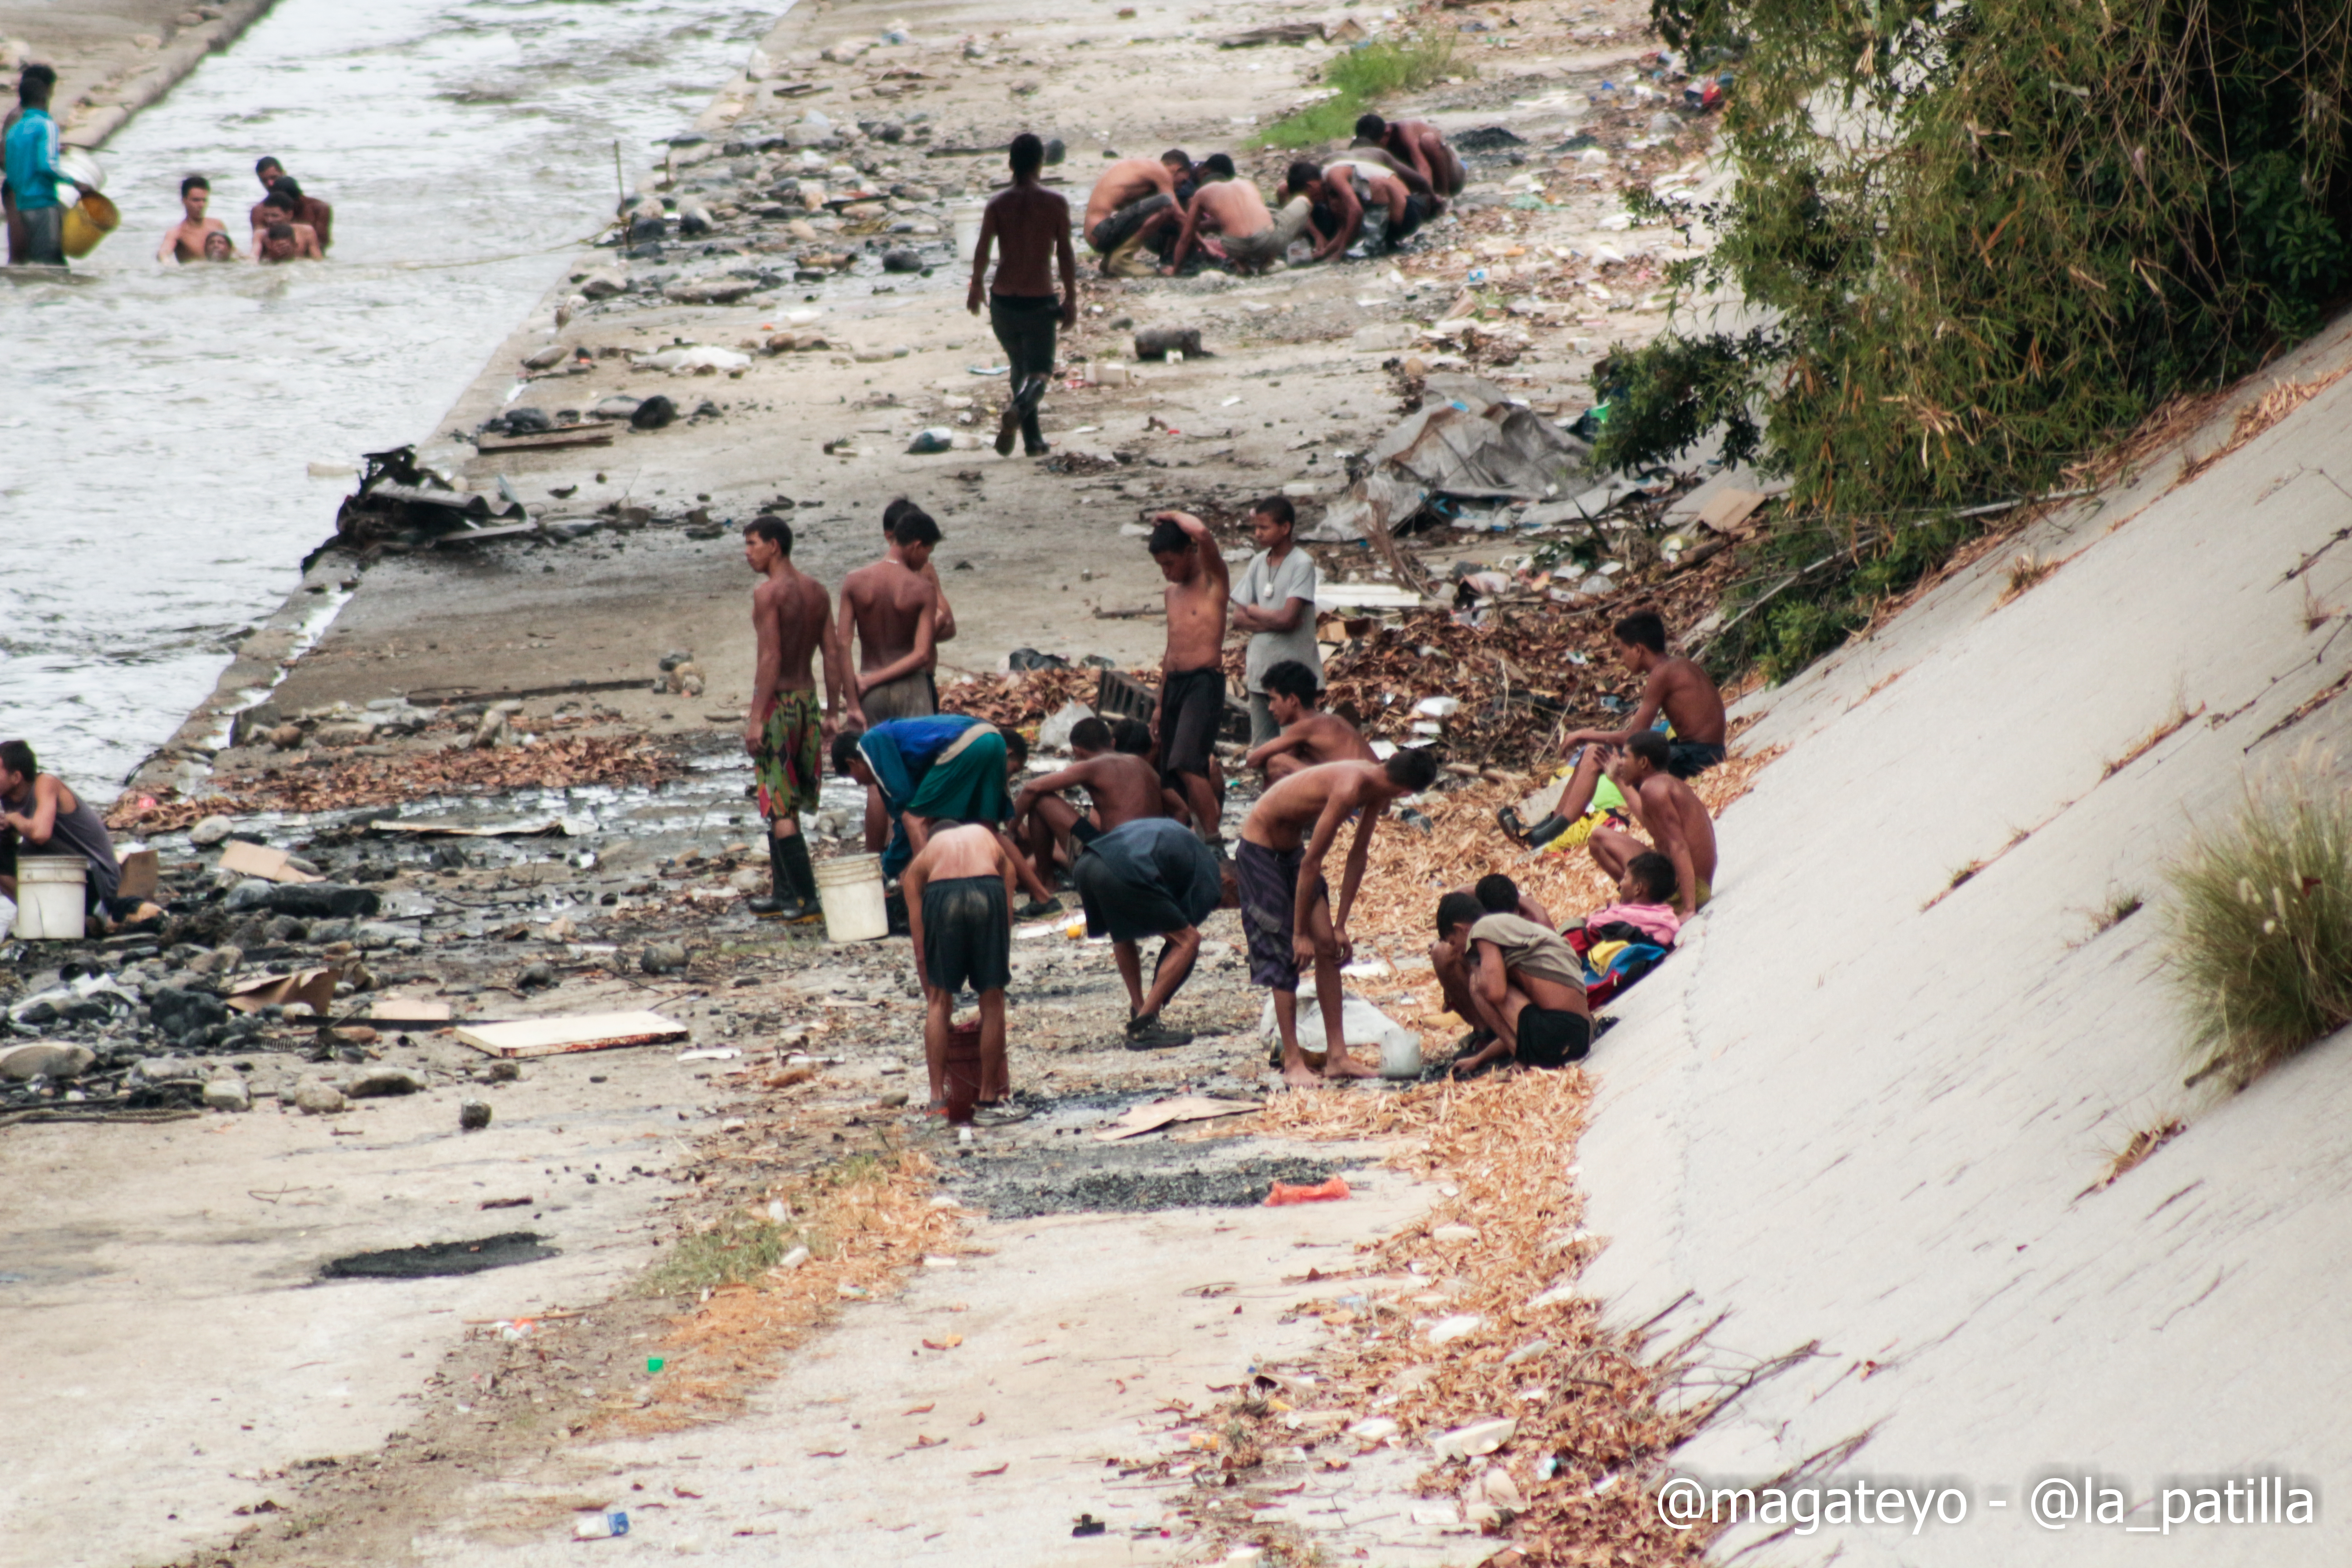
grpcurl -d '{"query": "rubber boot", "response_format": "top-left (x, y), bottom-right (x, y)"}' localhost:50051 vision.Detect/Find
top-left (748, 832), bottom-right (789, 916)
top-left (777, 833), bottom-right (820, 921)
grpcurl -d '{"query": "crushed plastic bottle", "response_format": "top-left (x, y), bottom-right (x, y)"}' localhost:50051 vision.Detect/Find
top-left (574, 1512), bottom-right (630, 1540)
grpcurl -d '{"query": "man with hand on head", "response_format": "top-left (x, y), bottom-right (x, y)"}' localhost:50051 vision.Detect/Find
top-left (1146, 510), bottom-right (1231, 843)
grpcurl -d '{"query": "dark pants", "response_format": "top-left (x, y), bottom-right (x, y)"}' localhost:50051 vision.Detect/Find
top-left (989, 293), bottom-right (1059, 449)
top-left (17, 204), bottom-right (63, 265)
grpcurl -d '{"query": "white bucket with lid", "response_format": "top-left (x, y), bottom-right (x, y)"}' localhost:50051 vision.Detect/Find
top-left (813, 853), bottom-right (888, 943)
top-left (951, 201), bottom-right (986, 260)
top-left (12, 857), bottom-right (87, 940)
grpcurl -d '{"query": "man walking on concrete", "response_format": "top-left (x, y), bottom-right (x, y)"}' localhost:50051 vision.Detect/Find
top-left (967, 132), bottom-right (1078, 457)
top-left (742, 514), bottom-right (838, 921)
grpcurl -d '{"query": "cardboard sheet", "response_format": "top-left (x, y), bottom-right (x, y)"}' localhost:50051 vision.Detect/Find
top-left (456, 1010), bottom-right (689, 1059)
top-left (1094, 1095), bottom-right (1260, 1142)
top-left (218, 839), bottom-right (323, 884)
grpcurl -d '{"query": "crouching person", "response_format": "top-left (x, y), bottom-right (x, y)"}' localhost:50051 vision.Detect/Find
top-left (1434, 889), bottom-right (1592, 1077)
top-left (1070, 815), bottom-right (1225, 1048)
top-left (902, 822), bottom-right (1017, 1119)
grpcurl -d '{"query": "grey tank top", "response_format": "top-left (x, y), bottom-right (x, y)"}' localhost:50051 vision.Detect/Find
top-left (13, 780), bottom-right (121, 901)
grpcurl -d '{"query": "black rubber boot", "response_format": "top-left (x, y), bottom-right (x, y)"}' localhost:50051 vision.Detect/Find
top-left (749, 833), bottom-right (789, 916)
top-left (776, 833), bottom-right (821, 921)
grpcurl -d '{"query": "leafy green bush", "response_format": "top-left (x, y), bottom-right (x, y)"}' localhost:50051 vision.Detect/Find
top-left (2165, 761), bottom-right (2352, 1088)
top-left (1255, 31), bottom-right (1464, 150)
top-left (1614, 0), bottom-right (2352, 680)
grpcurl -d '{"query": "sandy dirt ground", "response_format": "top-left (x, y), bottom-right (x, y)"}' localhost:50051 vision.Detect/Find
top-left (0, 0), bottom-right (1736, 1564)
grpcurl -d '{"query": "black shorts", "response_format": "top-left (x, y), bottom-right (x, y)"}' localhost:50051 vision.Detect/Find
top-left (921, 874), bottom-right (1011, 996)
top-left (1235, 838), bottom-right (1322, 991)
top-left (1158, 665), bottom-right (1225, 785)
top-left (1088, 192), bottom-right (1174, 254)
top-left (1070, 816), bottom-right (1102, 847)
top-left (1667, 740), bottom-right (1726, 779)
top-left (1073, 849), bottom-right (1184, 945)
top-left (1517, 1006), bottom-right (1592, 1068)
top-left (1391, 192), bottom-right (1432, 245)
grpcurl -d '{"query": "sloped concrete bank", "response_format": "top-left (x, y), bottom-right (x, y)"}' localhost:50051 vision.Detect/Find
top-left (0, 0), bottom-right (278, 151)
top-left (1579, 315), bottom-right (2352, 1563)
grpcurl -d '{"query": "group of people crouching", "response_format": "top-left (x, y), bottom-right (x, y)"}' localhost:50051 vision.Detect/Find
top-left (1082, 112), bottom-right (1467, 278)
top-left (736, 496), bottom-right (1726, 1119)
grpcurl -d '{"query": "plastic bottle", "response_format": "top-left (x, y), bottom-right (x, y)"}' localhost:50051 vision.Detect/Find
top-left (574, 1512), bottom-right (630, 1540)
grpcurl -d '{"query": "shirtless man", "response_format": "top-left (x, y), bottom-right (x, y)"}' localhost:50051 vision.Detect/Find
top-left (840, 506), bottom-right (942, 729)
top-left (1244, 660), bottom-right (1375, 782)
top-left (1284, 159), bottom-right (1423, 262)
top-left (250, 159), bottom-right (332, 252)
top-left (967, 132), bottom-right (1077, 458)
top-left (1508, 609), bottom-right (1729, 843)
top-left (1162, 155), bottom-right (1288, 274)
top-left (157, 175), bottom-right (233, 263)
top-left (1011, 717), bottom-right (1166, 890)
top-left (1590, 730), bottom-right (1719, 921)
top-left (1146, 510), bottom-right (1230, 841)
top-left (253, 194), bottom-right (322, 262)
top-left (1354, 113), bottom-right (1466, 206)
top-left (882, 495), bottom-right (958, 663)
top-left (1083, 148), bottom-right (1184, 271)
top-left (1237, 751), bottom-right (1439, 1087)
top-left (902, 821), bottom-right (1019, 1117)
top-left (741, 514), bottom-right (838, 921)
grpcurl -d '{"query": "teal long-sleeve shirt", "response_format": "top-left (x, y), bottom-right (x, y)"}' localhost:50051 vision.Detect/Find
top-left (4, 107), bottom-right (67, 211)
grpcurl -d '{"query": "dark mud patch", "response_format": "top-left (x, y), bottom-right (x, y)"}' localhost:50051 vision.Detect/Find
top-left (321, 1231), bottom-right (558, 1280)
top-left (950, 1156), bottom-right (1336, 1219)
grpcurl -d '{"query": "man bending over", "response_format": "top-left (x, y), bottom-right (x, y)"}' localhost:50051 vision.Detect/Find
top-left (1237, 750), bottom-right (1439, 1088)
top-left (1071, 815), bottom-right (1225, 1048)
top-left (903, 822), bottom-right (1018, 1117)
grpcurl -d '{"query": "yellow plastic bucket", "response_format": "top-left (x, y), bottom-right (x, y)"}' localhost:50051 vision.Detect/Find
top-left (61, 190), bottom-right (120, 258)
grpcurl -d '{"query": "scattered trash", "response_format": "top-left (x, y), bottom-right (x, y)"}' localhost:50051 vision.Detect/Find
top-left (456, 1010), bottom-right (690, 1059)
top-left (1427, 1312), bottom-right (1484, 1344)
top-left (1071, 1514), bottom-right (1107, 1538)
top-left (1093, 1095), bottom-right (1259, 1142)
top-left (573, 1511), bottom-right (630, 1540)
top-left (1432, 1416), bottom-right (1518, 1459)
top-left (1265, 1175), bottom-right (1351, 1206)
top-left (1133, 326), bottom-right (1203, 361)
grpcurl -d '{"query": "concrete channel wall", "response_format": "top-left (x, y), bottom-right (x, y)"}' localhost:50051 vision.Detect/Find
top-left (1577, 312), bottom-right (2352, 1564)
top-left (0, 0), bottom-right (278, 150)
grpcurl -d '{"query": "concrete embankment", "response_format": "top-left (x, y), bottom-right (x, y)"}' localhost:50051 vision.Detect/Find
top-left (1578, 316), bottom-right (2352, 1563)
top-left (0, 0), bottom-right (278, 149)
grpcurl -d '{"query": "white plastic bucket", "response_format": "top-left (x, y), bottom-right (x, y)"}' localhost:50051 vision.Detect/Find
top-left (12, 857), bottom-right (87, 940)
top-left (813, 853), bottom-right (887, 943)
top-left (951, 202), bottom-right (985, 260)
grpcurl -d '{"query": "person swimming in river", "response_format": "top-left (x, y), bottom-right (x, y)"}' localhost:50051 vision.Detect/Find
top-left (254, 193), bottom-right (321, 263)
top-left (157, 174), bottom-right (235, 263)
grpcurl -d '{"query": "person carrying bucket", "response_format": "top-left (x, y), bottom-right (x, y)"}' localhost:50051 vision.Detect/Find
top-left (4, 65), bottom-right (93, 266)
top-left (0, 739), bottom-right (124, 922)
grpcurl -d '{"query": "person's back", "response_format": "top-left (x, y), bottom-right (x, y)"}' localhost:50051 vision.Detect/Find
top-left (1294, 711), bottom-right (1374, 766)
top-left (1085, 158), bottom-right (1174, 232)
top-left (843, 560), bottom-right (931, 671)
top-left (1651, 653), bottom-right (1728, 749)
top-left (1193, 179), bottom-right (1269, 237)
top-left (1078, 750), bottom-right (1166, 828)
top-left (1242, 759), bottom-right (1382, 851)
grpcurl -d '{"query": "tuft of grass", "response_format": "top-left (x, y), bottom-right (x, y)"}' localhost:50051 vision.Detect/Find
top-left (2083, 1117), bottom-right (2185, 1196)
top-left (643, 1212), bottom-right (816, 1297)
top-left (1996, 550), bottom-right (2055, 605)
top-left (2088, 889), bottom-right (2144, 938)
top-left (2164, 756), bottom-right (2352, 1088)
top-left (1253, 31), bottom-right (1463, 150)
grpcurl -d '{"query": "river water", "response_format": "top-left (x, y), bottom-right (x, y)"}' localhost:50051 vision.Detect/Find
top-left (0, 0), bottom-right (775, 790)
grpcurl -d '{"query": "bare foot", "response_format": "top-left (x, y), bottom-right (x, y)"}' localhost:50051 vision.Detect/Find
top-left (1281, 1062), bottom-right (1323, 1090)
top-left (1321, 1051), bottom-right (1381, 1081)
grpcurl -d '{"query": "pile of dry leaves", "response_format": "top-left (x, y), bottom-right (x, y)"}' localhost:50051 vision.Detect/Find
top-left (109, 736), bottom-right (677, 831)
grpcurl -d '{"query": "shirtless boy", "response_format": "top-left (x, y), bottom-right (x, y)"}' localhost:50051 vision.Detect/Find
top-left (1590, 730), bottom-right (1719, 921)
top-left (1507, 610), bottom-right (1729, 843)
top-left (157, 175), bottom-right (232, 263)
top-left (1433, 887), bottom-right (1593, 1078)
top-left (967, 132), bottom-right (1077, 457)
top-left (741, 514), bottom-right (838, 921)
top-left (840, 506), bottom-right (942, 728)
top-left (902, 822), bottom-right (1019, 1117)
top-left (1083, 148), bottom-right (1185, 271)
top-left (1146, 510), bottom-right (1230, 841)
top-left (1244, 660), bottom-right (1374, 782)
top-left (1353, 114), bottom-right (1466, 206)
top-left (1011, 716), bottom-right (1166, 890)
top-left (1237, 751), bottom-right (1439, 1087)
top-left (1162, 155), bottom-right (1298, 274)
